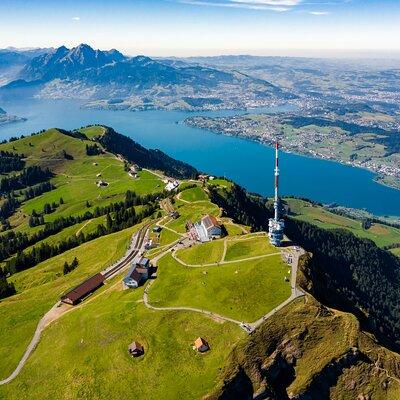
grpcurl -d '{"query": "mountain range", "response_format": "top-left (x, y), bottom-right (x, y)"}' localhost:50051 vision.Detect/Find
top-left (0, 44), bottom-right (293, 111)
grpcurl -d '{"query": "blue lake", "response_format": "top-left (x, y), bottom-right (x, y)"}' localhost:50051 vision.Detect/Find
top-left (1, 98), bottom-right (400, 216)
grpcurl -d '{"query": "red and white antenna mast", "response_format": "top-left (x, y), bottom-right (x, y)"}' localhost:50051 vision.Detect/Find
top-left (274, 141), bottom-right (280, 221)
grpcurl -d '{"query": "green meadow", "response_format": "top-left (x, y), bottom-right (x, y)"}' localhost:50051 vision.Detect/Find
top-left (151, 252), bottom-right (290, 322)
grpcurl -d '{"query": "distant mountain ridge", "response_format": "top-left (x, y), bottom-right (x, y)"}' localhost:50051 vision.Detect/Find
top-left (1, 44), bottom-right (295, 111)
top-left (19, 44), bottom-right (126, 81)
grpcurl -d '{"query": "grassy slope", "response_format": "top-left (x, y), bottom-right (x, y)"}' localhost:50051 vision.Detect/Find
top-left (151, 253), bottom-right (290, 322)
top-left (1, 129), bottom-right (163, 236)
top-left (0, 226), bottom-right (138, 379)
top-left (0, 285), bottom-right (244, 400)
top-left (287, 198), bottom-right (400, 248)
top-left (176, 239), bottom-right (225, 265)
top-left (166, 201), bottom-right (220, 234)
top-left (179, 186), bottom-right (209, 202)
top-left (224, 235), bottom-right (278, 261)
top-left (159, 227), bottom-right (181, 246)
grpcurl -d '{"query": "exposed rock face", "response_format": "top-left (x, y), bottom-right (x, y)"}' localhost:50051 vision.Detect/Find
top-left (206, 296), bottom-right (400, 400)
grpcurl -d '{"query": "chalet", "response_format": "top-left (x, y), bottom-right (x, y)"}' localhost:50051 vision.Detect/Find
top-left (61, 273), bottom-right (105, 305)
top-left (153, 226), bottom-right (162, 233)
top-left (202, 215), bottom-right (221, 239)
top-left (198, 174), bottom-right (209, 182)
top-left (123, 268), bottom-right (142, 289)
top-left (194, 337), bottom-right (210, 353)
top-left (128, 341), bottom-right (144, 357)
top-left (123, 258), bottom-right (151, 289)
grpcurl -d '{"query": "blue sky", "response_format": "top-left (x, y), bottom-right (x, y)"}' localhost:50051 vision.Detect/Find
top-left (0, 0), bottom-right (399, 56)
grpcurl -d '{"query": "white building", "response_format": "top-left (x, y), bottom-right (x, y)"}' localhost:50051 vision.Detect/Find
top-left (194, 215), bottom-right (222, 242)
top-left (165, 180), bottom-right (179, 191)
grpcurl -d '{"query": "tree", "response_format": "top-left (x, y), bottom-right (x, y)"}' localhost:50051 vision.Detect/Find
top-left (63, 261), bottom-right (70, 275)
top-left (71, 257), bottom-right (79, 269)
top-left (59, 197), bottom-right (64, 204)
top-left (43, 203), bottom-right (52, 214)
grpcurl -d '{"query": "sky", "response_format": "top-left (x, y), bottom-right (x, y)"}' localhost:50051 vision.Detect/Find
top-left (0, 0), bottom-right (399, 57)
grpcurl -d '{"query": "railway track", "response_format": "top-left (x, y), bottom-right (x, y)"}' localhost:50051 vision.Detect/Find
top-left (103, 223), bottom-right (151, 279)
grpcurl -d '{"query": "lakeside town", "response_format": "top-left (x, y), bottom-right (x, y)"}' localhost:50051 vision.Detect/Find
top-left (185, 113), bottom-right (400, 190)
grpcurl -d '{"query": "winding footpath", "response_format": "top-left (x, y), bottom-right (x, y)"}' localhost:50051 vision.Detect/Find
top-left (143, 236), bottom-right (305, 333)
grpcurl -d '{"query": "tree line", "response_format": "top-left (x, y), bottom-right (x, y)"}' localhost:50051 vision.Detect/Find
top-left (0, 165), bottom-right (53, 194)
top-left (86, 144), bottom-right (102, 156)
top-left (0, 182), bottom-right (55, 227)
top-left (0, 189), bottom-right (164, 263)
top-left (98, 126), bottom-right (198, 179)
top-left (285, 218), bottom-right (400, 350)
top-left (0, 150), bottom-right (25, 173)
top-left (3, 199), bottom-right (158, 276)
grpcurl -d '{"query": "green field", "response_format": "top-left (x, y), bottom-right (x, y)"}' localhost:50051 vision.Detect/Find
top-left (391, 248), bottom-right (400, 257)
top-left (175, 240), bottom-right (225, 265)
top-left (287, 198), bottom-right (400, 248)
top-left (179, 186), bottom-right (209, 202)
top-left (224, 235), bottom-right (278, 262)
top-left (0, 286), bottom-right (244, 400)
top-left (0, 226), bottom-right (139, 379)
top-left (151, 253), bottom-right (290, 322)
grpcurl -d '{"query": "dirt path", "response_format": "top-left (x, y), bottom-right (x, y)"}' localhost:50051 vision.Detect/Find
top-left (0, 225), bottom-right (150, 386)
top-left (76, 219), bottom-right (92, 236)
top-left (171, 250), bottom-right (281, 268)
top-left (144, 237), bottom-right (305, 334)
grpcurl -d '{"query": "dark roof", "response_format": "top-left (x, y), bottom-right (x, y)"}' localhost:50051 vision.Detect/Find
top-left (61, 273), bottom-right (105, 303)
top-left (129, 268), bottom-right (142, 283)
top-left (202, 215), bottom-right (220, 230)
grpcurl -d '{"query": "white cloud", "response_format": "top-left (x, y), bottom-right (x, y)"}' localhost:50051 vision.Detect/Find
top-left (72, 16), bottom-right (80, 21)
top-left (309, 11), bottom-right (330, 15)
top-left (231, 0), bottom-right (301, 5)
top-left (177, 0), bottom-right (298, 11)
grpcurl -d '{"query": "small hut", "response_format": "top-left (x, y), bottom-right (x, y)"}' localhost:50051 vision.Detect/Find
top-left (194, 337), bottom-right (210, 353)
top-left (128, 341), bottom-right (144, 357)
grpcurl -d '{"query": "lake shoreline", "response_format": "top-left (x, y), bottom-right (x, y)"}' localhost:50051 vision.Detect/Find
top-left (183, 119), bottom-right (400, 192)
top-left (1, 98), bottom-right (400, 216)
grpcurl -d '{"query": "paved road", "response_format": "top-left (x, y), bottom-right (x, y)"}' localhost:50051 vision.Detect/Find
top-left (0, 224), bottom-right (151, 386)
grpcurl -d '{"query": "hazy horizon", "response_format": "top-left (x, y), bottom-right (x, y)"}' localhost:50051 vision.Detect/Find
top-left (0, 0), bottom-right (399, 58)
